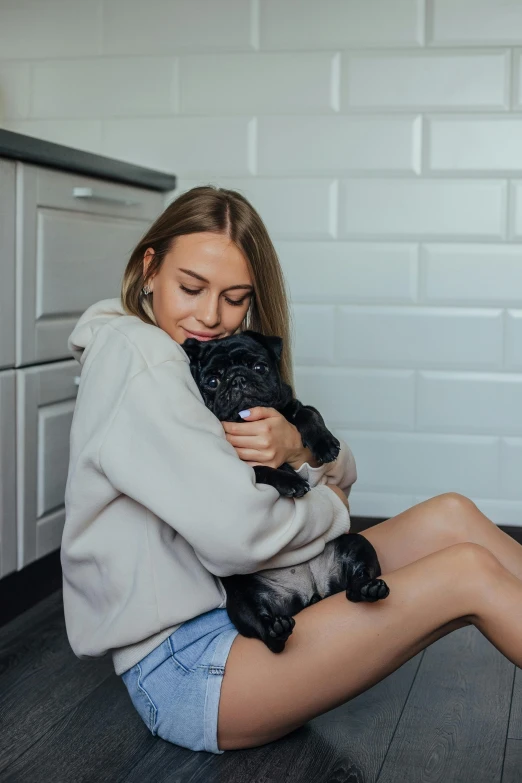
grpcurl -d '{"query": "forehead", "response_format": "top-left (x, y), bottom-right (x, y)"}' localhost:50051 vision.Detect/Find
top-left (168, 232), bottom-right (252, 284)
top-left (201, 337), bottom-right (267, 369)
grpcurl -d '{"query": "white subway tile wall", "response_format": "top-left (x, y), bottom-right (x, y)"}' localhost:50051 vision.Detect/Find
top-left (1, 0), bottom-right (522, 523)
top-left (102, 117), bottom-right (254, 175)
top-left (257, 115), bottom-right (422, 175)
top-left (341, 51), bottom-right (510, 110)
top-left (102, 0), bottom-right (255, 54)
top-left (427, 116), bottom-right (522, 173)
top-left (338, 179), bottom-right (507, 239)
top-left (510, 182), bottom-right (522, 239)
top-left (180, 53), bottom-right (340, 114)
top-left (31, 58), bottom-right (177, 119)
top-left (0, 62), bottom-right (31, 119)
top-left (0, 0), bottom-right (103, 60)
top-left (428, 0), bottom-right (522, 46)
top-left (259, 0), bottom-right (424, 49)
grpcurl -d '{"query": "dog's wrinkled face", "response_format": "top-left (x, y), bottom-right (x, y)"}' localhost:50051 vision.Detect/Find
top-left (182, 330), bottom-right (287, 422)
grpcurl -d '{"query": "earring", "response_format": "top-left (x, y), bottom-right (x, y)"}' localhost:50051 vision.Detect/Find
top-left (142, 284), bottom-right (152, 295)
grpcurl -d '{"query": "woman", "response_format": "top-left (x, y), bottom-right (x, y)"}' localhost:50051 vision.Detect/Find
top-left (61, 185), bottom-right (522, 756)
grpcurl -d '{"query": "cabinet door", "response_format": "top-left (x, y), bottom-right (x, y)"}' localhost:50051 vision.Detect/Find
top-left (0, 159), bottom-right (16, 369)
top-left (17, 360), bottom-right (78, 568)
top-left (0, 370), bottom-right (16, 577)
top-left (16, 163), bottom-right (164, 367)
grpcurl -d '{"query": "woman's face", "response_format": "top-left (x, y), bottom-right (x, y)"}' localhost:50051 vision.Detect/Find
top-left (142, 232), bottom-right (254, 345)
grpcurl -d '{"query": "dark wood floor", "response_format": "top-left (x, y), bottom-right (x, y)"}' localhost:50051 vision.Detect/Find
top-left (0, 588), bottom-right (520, 783)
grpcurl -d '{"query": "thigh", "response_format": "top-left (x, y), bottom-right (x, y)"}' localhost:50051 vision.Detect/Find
top-left (358, 492), bottom-right (476, 574)
top-left (217, 541), bottom-right (487, 752)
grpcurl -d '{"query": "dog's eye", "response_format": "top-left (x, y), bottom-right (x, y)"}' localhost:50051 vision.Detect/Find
top-left (253, 362), bottom-right (268, 374)
top-left (206, 376), bottom-right (220, 389)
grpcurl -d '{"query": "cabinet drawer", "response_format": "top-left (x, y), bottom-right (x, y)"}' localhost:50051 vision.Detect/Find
top-left (0, 159), bottom-right (16, 369)
top-left (0, 370), bottom-right (16, 577)
top-left (17, 360), bottom-right (78, 568)
top-left (16, 163), bottom-right (164, 366)
top-left (35, 163), bottom-right (162, 221)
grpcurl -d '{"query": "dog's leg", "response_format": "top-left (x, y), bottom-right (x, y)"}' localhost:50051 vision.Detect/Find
top-left (281, 399), bottom-right (341, 465)
top-left (253, 464), bottom-right (310, 498)
top-left (220, 573), bottom-right (302, 653)
top-left (332, 533), bottom-right (390, 603)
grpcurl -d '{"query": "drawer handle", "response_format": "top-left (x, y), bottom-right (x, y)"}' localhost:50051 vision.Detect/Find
top-left (73, 187), bottom-right (139, 207)
top-left (74, 376), bottom-right (81, 386)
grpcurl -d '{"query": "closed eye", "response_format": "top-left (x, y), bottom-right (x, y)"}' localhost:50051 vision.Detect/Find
top-left (180, 285), bottom-right (248, 307)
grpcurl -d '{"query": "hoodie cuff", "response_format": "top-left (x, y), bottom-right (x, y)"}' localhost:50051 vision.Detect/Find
top-left (294, 460), bottom-right (330, 489)
top-left (314, 484), bottom-right (351, 542)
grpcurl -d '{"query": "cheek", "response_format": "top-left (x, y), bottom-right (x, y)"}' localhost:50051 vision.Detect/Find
top-left (157, 288), bottom-right (192, 321)
top-left (150, 290), bottom-right (191, 342)
top-left (224, 303), bottom-right (250, 329)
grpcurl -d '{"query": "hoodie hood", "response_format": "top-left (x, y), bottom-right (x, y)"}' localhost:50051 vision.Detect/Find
top-left (68, 297), bottom-right (127, 364)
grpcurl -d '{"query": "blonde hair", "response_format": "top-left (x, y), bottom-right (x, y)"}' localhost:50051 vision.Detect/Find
top-left (121, 185), bottom-right (295, 391)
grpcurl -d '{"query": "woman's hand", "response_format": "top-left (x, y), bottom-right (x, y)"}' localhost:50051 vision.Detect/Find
top-left (222, 407), bottom-right (318, 469)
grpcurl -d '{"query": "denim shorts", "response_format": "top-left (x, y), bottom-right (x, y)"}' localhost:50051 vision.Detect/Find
top-left (120, 608), bottom-right (239, 754)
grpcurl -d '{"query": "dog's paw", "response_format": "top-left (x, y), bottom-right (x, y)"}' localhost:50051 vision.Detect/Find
top-left (308, 433), bottom-right (341, 465)
top-left (346, 578), bottom-right (390, 603)
top-left (275, 474), bottom-right (310, 498)
top-left (253, 465), bottom-right (310, 498)
top-left (259, 613), bottom-right (295, 653)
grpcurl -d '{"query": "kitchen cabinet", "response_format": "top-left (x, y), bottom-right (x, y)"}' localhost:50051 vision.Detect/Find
top-left (0, 129), bottom-right (176, 577)
top-left (16, 165), bottom-right (162, 366)
top-left (0, 370), bottom-right (16, 577)
top-left (16, 360), bottom-right (79, 568)
top-left (0, 159), bottom-right (16, 369)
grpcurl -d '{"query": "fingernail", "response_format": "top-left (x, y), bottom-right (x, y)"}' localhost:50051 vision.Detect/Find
top-left (239, 409), bottom-right (251, 418)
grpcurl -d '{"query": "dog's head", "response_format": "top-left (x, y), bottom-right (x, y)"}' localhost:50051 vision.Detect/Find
top-left (181, 330), bottom-right (291, 421)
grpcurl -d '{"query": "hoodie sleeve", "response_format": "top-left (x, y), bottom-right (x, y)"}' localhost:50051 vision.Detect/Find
top-left (98, 359), bottom-right (352, 577)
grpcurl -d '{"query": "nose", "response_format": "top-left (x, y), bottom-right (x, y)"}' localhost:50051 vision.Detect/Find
top-left (197, 294), bottom-right (220, 329)
top-left (231, 375), bottom-right (246, 390)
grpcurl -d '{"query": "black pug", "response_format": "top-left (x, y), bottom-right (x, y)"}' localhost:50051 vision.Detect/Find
top-left (182, 330), bottom-right (390, 653)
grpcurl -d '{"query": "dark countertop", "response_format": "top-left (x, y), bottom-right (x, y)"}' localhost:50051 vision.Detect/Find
top-left (0, 129), bottom-right (177, 192)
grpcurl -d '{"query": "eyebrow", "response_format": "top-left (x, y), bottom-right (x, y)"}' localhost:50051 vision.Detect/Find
top-left (178, 268), bottom-right (254, 292)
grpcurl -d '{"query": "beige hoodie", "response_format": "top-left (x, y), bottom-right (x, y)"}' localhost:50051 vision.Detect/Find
top-left (61, 298), bottom-right (357, 675)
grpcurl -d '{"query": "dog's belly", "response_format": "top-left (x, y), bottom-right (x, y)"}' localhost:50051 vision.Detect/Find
top-left (255, 540), bottom-right (343, 607)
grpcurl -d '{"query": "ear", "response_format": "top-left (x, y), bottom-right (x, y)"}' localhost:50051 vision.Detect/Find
top-left (242, 330), bottom-right (283, 363)
top-left (181, 337), bottom-right (202, 363)
top-left (142, 247), bottom-right (155, 280)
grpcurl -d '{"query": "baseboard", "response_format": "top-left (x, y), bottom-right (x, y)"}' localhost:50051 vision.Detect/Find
top-left (0, 549), bottom-right (62, 628)
top-left (1, 519), bottom-right (521, 630)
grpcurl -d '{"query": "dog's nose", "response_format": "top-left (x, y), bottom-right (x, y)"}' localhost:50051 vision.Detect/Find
top-left (231, 375), bottom-right (246, 389)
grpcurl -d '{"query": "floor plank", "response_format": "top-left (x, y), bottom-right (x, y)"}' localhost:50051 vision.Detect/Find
top-left (1, 673), bottom-right (154, 783)
top-left (502, 739), bottom-right (522, 783)
top-left (508, 666), bottom-right (522, 740)
top-left (0, 591), bottom-right (63, 684)
top-left (0, 590), bottom-right (113, 774)
top-left (376, 626), bottom-right (515, 783)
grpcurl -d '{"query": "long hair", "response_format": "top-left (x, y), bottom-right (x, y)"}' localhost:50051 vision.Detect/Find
top-left (121, 185), bottom-right (295, 391)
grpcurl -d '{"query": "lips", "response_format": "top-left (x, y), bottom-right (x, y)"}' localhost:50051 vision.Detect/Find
top-left (183, 328), bottom-right (221, 341)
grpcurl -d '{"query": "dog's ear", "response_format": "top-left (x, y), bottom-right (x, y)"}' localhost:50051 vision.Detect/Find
top-left (242, 330), bottom-right (283, 363)
top-left (181, 337), bottom-right (202, 364)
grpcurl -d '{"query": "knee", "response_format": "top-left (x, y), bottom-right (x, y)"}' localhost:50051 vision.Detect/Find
top-left (448, 541), bottom-right (503, 575)
top-left (436, 491), bottom-right (477, 514)
top-left (431, 492), bottom-right (482, 543)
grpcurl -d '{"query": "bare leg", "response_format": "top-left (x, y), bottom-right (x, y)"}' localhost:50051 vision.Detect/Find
top-left (217, 542), bottom-right (522, 751)
top-left (359, 492), bottom-right (522, 582)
